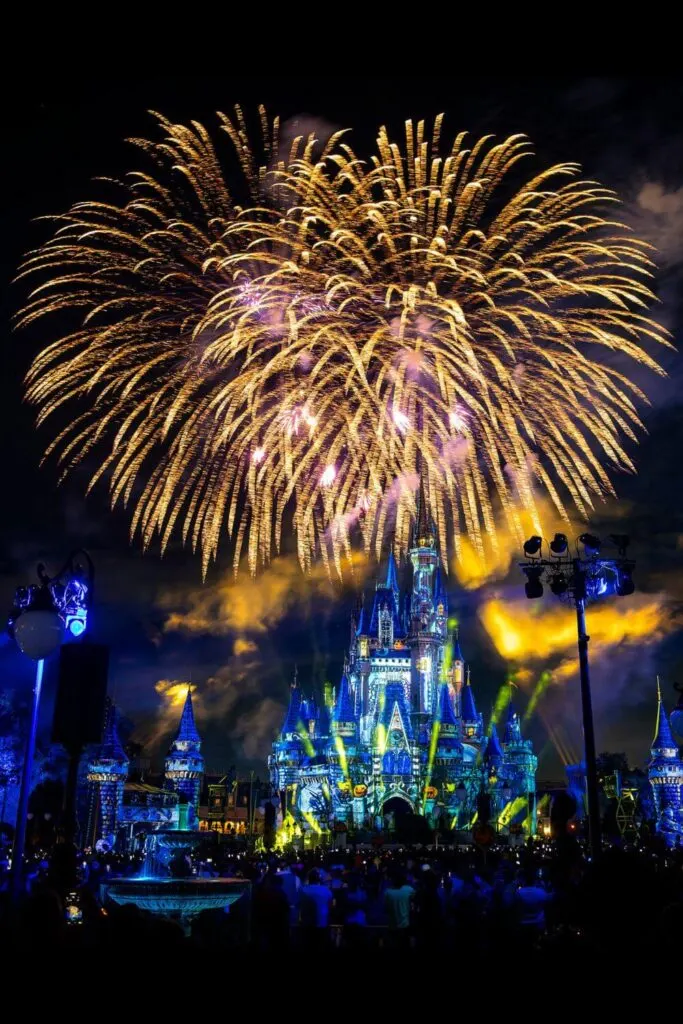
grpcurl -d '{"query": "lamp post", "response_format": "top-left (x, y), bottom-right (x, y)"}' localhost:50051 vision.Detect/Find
top-left (520, 532), bottom-right (635, 862)
top-left (7, 551), bottom-right (93, 901)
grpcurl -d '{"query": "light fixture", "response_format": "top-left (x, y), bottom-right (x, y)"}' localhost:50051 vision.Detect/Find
top-left (616, 566), bottom-right (635, 597)
top-left (12, 585), bottom-right (64, 660)
top-left (523, 535), bottom-right (543, 558)
top-left (549, 533), bottom-right (568, 556)
top-left (524, 566), bottom-right (544, 599)
top-left (579, 533), bottom-right (601, 557)
top-left (610, 534), bottom-right (630, 557)
top-left (549, 573), bottom-right (568, 596)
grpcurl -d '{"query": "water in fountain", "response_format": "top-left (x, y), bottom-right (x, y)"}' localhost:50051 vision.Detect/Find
top-left (139, 833), bottom-right (158, 880)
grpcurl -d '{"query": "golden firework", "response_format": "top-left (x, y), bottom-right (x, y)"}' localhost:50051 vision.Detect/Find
top-left (17, 109), bottom-right (670, 576)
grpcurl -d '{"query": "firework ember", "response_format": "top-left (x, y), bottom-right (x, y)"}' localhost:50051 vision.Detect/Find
top-left (17, 108), bottom-right (670, 576)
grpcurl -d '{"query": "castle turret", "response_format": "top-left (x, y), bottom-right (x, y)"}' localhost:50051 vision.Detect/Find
top-left (87, 699), bottom-right (129, 845)
top-left (281, 672), bottom-right (303, 739)
top-left (410, 477), bottom-right (440, 717)
top-left (461, 668), bottom-right (480, 740)
top-left (504, 701), bottom-right (522, 745)
top-left (436, 683), bottom-right (459, 747)
top-left (648, 680), bottom-right (683, 840)
top-left (485, 724), bottom-right (504, 764)
top-left (165, 687), bottom-right (204, 826)
top-left (332, 672), bottom-right (357, 740)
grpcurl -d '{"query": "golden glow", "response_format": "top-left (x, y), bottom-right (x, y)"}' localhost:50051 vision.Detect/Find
top-left (18, 109), bottom-right (669, 577)
top-left (480, 595), bottom-right (668, 662)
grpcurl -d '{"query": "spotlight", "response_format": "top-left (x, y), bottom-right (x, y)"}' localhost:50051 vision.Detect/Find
top-left (610, 534), bottom-right (630, 557)
top-left (549, 533), bottom-right (568, 557)
top-left (616, 566), bottom-right (635, 597)
top-left (524, 566), bottom-right (544, 599)
top-left (523, 535), bottom-right (543, 558)
top-left (579, 533), bottom-right (601, 557)
top-left (549, 573), bottom-right (568, 596)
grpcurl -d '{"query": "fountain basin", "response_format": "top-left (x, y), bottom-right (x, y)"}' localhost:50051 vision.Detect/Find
top-left (101, 877), bottom-right (250, 931)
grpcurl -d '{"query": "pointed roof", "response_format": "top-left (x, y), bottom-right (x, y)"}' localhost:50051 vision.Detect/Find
top-left (461, 669), bottom-right (478, 721)
top-left (175, 686), bottom-right (201, 744)
top-left (414, 474), bottom-right (435, 547)
top-left (385, 550), bottom-right (399, 594)
top-left (652, 678), bottom-right (677, 755)
top-left (452, 626), bottom-right (464, 663)
top-left (282, 678), bottom-right (303, 736)
top-left (437, 684), bottom-right (458, 729)
top-left (380, 682), bottom-right (413, 741)
top-left (98, 700), bottom-right (127, 763)
top-left (333, 673), bottom-right (355, 724)
top-left (486, 724), bottom-right (504, 761)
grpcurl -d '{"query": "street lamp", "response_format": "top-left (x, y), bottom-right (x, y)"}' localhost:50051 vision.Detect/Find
top-left (519, 532), bottom-right (635, 861)
top-left (7, 550), bottom-right (93, 901)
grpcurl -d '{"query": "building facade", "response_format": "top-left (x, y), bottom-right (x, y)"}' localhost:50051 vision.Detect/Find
top-left (269, 485), bottom-right (538, 835)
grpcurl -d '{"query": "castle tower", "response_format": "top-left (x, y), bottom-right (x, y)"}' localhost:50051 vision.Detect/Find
top-left (410, 477), bottom-right (440, 718)
top-left (87, 699), bottom-right (129, 844)
top-left (500, 692), bottom-right (538, 834)
top-left (461, 668), bottom-right (481, 741)
top-left (165, 687), bottom-right (204, 826)
top-left (648, 680), bottom-right (683, 839)
top-left (332, 672), bottom-right (358, 741)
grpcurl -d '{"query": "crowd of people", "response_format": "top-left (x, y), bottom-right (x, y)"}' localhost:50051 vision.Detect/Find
top-left (0, 829), bottom-right (681, 964)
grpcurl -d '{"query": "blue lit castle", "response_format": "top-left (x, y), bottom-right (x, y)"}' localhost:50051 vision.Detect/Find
top-left (648, 681), bottom-right (683, 845)
top-left (269, 483), bottom-right (538, 835)
top-left (88, 688), bottom-right (204, 846)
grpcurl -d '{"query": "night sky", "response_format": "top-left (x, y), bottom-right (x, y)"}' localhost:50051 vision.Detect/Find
top-left (2, 77), bottom-right (683, 780)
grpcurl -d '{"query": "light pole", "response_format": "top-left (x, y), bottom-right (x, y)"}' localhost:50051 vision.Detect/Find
top-left (519, 531), bottom-right (635, 862)
top-left (7, 551), bottom-right (93, 901)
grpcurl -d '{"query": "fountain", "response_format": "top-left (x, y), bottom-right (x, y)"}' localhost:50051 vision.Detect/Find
top-left (101, 806), bottom-right (250, 934)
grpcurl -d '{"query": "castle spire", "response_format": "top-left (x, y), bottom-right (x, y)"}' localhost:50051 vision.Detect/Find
top-left (332, 671), bottom-right (357, 737)
top-left (652, 677), bottom-right (677, 755)
top-left (385, 549), bottom-right (399, 593)
top-left (461, 667), bottom-right (478, 722)
top-left (175, 685), bottom-right (201, 745)
top-left (413, 473), bottom-right (436, 548)
top-left (437, 682), bottom-right (459, 730)
top-left (452, 625), bottom-right (464, 664)
top-left (282, 670), bottom-right (303, 737)
top-left (99, 698), bottom-right (127, 762)
top-left (486, 723), bottom-right (504, 761)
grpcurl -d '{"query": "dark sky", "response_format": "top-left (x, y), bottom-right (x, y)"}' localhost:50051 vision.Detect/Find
top-left (2, 77), bottom-right (682, 779)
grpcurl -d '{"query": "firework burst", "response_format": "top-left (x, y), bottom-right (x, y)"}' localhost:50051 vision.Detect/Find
top-left (18, 109), bottom-right (670, 576)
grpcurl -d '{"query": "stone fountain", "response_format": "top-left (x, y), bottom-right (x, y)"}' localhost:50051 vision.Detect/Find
top-left (101, 809), bottom-right (249, 934)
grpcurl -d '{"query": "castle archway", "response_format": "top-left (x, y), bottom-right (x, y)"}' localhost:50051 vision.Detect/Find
top-left (382, 795), bottom-right (413, 818)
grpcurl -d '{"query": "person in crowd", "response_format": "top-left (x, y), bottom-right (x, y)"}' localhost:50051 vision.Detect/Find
top-left (299, 868), bottom-right (333, 947)
top-left (384, 867), bottom-right (415, 947)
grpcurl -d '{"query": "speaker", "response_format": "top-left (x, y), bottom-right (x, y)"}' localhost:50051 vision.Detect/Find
top-left (52, 643), bottom-right (109, 749)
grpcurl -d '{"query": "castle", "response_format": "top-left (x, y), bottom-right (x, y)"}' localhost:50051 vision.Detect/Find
top-left (87, 688), bottom-right (204, 846)
top-left (269, 482), bottom-right (539, 835)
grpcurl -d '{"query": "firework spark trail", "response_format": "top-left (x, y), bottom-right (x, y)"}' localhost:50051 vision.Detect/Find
top-left (17, 109), bottom-right (671, 576)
